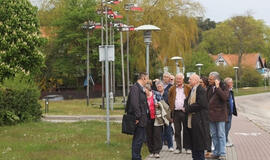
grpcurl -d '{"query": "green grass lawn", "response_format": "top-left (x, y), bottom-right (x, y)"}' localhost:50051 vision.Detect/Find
top-left (234, 86), bottom-right (270, 96)
top-left (0, 121), bottom-right (148, 160)
top-left (40, 86), bottom-right (270, 115)
top-left (40, 97), bottom-right (125, 115)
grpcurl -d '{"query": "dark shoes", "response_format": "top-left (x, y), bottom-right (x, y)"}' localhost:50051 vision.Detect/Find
top-left (206, 154), bottom-right (219, 159)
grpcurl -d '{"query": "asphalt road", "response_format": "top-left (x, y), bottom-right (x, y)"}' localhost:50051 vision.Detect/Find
top-left (235, 92), bottom-right (270, 133)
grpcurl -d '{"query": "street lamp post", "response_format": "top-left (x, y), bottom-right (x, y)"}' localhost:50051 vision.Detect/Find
top-left (195, 63), bottom-right (203, 77)
top-left (171, 56), bottom-right (182, 74)
top-left (82, 21), bottom-right (95, 106)
top-left (135, 25), bottom-right (160, 75)
top-left (233, 67), bottom-right (239, 93)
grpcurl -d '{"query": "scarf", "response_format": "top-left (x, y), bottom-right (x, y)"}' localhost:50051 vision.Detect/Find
top-left (187, 85), bottom-right (198, 128)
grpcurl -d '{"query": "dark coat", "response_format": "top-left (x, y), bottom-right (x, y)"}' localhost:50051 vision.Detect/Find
top-left (207, 83), bottom-right (229, 122)
top-left (184, 85), bottom-right (209, 151)
top-left (227, 90), bottom-right (238, 116)
top-left (163, 83), bottom-right (172, 104)
top-left (126, 82), bottom-right (149, 127)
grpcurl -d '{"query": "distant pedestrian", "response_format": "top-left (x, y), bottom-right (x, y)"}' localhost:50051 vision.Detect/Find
top-left (162, 72), bottom-right (174, 151)
top-left (207, 72), bottom-right (229, 160)
top-left (145, 83), bottom-right (163, 159)
top-left (184, 74), bottom-right (209, 160)
top-left (128, 72), bottom-right (149, 160)
top-left (224, 77), bottom-right (238, 147)
top-left (168, 73), bottom-right (191, 154)
top-left (200, 77), bottom-right (212, 158)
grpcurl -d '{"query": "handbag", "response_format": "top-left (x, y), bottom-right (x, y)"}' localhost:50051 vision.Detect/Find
top-left (122, 90), bottom-right (137, 135)
top-left (122, 113), bottom-right (136, 135)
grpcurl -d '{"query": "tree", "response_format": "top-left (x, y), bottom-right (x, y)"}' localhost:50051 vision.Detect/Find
top-left (0, 0), bottom-right (44, 82)
top-left (198, 23), bottom-right (236, 54)
top-left (228, 16), bottom-right (265, 78)
top-left (198, 15), bottom-right (268, 79)
top-left (118, 0), bottom-right (203, 77)
top-left (196, 17), bottom-right (216, 44)
top-left (38, 0), bottom-right (101, 89)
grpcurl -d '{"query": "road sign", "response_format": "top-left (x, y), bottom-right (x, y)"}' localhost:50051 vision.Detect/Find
top-left (99, 45), bottom-right (115, 62)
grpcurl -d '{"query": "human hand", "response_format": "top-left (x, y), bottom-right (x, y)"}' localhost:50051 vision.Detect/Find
top-left (135, 120), bottom-right (139, 124)
top-left (215, 79), bottom-right (220, 88)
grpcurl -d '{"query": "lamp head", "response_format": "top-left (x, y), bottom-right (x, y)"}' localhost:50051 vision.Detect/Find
top-left (195, 63), bottom-right (203, 67)
top-left (171, 56), bottom-right (182, 63)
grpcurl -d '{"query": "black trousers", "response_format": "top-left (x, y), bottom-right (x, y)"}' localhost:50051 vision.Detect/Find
top-left (174, 110), bottom-right (189, 150)
top-left (146, 119), bottom-right (163, 154)
top-left (132, 126), bottom-right (146, 160)
top-left (192, 150), bottom-right (205, 160)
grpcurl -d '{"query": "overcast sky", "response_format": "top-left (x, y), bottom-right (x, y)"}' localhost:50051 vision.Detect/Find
top-left (197, 0), bottom-right (270, 25)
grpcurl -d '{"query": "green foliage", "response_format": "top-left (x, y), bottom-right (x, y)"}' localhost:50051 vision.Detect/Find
top-left (0, 74), bottom-right (41, 126)
top-left (184, 51), bottom-right (216, 78)
top-left (38, 0), bottom-right (101, 89)
top-left (198, 15), bottom-right (267, 55)
top-left (0, 0), bottom-right (45, 82)
top-left (240, 67), bottom-right (263, 87)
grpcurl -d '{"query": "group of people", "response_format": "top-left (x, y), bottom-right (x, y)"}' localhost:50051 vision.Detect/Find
top-left (127, 71), bottom-right (237, 160)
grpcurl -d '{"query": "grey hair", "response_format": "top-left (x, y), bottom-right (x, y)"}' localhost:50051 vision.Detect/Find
top-left (163, 72), bottom-right (171, 77)
top-left (175, 73), bottom-right (185, 79)
top-left (145, 83), bottom-right (152, 91)
top-left (224, 77), bottom-right (233, 84)
top-left (190, 73), bottom-right (200, 81)
top-left (209, 72), bottom-right (220, 80)
top-left (155, 80), bottom-right (164, 87)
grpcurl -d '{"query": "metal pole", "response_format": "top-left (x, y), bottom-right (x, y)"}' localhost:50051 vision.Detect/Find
top-left (235, 69), bottom-right (238, 93)
top-left (109, 21), bottom-right (113, 110)
top-left (112, 27), bottom-right (116, 101)
top-left (176, 62), bottom-right (179, 74)
top-left (101, 1), bottom-right (105, 109)
top-left (105, 5), bottom-right (110, 144)
top-left (86, 28), bottom-right (90, 106)
top-left (120, 31), bottom-right (126, 103)
top-left (146, 42), bottom-right (150, 75)
top-left (198, 67), bottom-right (201, 77)
top-left (126, 15), bottom-right (130, 94)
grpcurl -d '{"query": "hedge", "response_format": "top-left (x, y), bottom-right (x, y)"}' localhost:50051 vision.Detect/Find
top-left (0, 75), bottom-right (42, 125)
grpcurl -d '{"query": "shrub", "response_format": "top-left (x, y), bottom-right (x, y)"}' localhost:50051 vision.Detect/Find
top-left (0, 74), bottom-right (42, 125)
top-left (240, 67), bottom-right (263, 87)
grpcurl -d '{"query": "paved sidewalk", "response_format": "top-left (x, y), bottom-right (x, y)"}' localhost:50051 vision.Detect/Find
top-left (230, 113), bottom-right (270, 160)
top-left (145, 139), bottom-right (237, 160)
top-left (42, 113), bottom-right (270, 160)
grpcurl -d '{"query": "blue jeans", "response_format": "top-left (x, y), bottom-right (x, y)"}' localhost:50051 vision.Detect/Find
top-left (209, 122), bottom-right (226, 157)
top-left (132, 126), bottom-right (146, 160)
top-left (225, 114), bottom-right (232, 142)
top-left (163, 124), bottom-right (173, 148)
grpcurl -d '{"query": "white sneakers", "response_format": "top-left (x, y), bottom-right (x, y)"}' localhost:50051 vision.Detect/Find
top-left (149, 153), bottom-right (160, 158)
top-left (154, 153), bottom-right (160, 158)
top-left (186, 149), bottom-right (192, 154)
top-left (226, 142), bottom-right (233, 147)
top-left (168, 148), bottom-right (174, 152)
top-left (174, 149), bottom-right (182, 154)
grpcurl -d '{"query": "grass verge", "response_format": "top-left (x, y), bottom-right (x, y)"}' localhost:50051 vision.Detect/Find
top-left (40, 97), bottom-right (125, 115)
top-left (0, 121), bottom-right (148, 160)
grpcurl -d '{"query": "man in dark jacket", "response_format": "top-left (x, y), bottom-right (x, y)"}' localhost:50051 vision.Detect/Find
top-left (207, 72), bottom-right (229, 160)
top-left (184, 74), bottom-right (209, 160)
top-left (224, 77), bottom-right (238, 147)
top-left (127, 72), bottom-right (149, 160)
